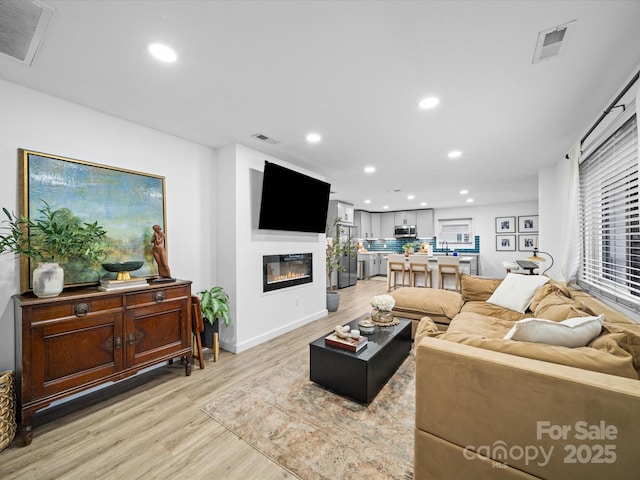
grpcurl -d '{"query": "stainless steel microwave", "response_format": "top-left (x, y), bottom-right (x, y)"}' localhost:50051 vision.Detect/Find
top-left (394, 225), bottom-right (417, 238)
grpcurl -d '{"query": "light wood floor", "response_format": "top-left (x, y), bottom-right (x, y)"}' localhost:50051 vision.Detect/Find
top-left (0, 279), bottom-right (389, 480)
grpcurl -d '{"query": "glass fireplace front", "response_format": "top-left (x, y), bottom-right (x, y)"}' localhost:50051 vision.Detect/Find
top-left (263, 253), bottom-right (312, 292)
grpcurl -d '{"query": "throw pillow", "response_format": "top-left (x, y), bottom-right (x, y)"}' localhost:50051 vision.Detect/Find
top-left (486, 273), bottom-right (549, 313)
top-left (534, 292), bottom-right (595, 321)
top-left (460, 274), bottom-right (503, 302)
top-left (529, 280), bottom-right (572, 311)
top-left (503, 315), bottom-right (605, 348)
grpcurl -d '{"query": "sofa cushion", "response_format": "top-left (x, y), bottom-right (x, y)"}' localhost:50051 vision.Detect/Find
top-left (448, 311), bottom-right (517, 338)
top-left (590, 322), bottom-right (640, 377)
top-left (430, 330), bottom-right (638, 379)
top-left (534, 292), bottom-right (595, 321)
top-left (529, 280), bottom-right (572, 311)
top-left (504, 315), bottom-right (604, 348)
top-left (390, 287), bottom-right (464, 321)
top-left (460, 301), bottom-right (531, 322)
top-left (570, 289), bottom-right (638, 325)
top-left (486, 273), bottom-right (549, 313)
top-left (460, 274), bottom-right (502, 302)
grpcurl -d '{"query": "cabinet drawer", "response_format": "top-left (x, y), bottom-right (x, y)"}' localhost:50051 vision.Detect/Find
top-left (126, 285), bottom-right (190, 307)
top-left (29, 296), bottom-right (123, 323)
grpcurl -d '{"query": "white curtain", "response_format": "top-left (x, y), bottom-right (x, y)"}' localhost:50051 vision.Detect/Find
top-left (560, 142), bottom-right (580, 283)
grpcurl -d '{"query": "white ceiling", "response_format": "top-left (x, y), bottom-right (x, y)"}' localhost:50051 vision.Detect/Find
top-left (2, 0), bottom-right (640, 211)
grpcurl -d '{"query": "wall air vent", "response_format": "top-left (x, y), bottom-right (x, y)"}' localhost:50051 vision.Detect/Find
top-left (251, 133), bottom-right (280, 144)
top-left (532, 20), bottom-right (575, 64)
top-left (0, 0), bottom-right (55, 66)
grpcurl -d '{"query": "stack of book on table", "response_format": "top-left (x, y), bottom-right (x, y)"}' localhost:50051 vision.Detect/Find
top-left (324, 333), bottom-right (368, 352)
top-left (99, 277), bottom-right (149, 291)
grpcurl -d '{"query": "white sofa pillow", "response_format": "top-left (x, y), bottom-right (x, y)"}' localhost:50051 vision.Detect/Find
top-left (486, 273), bottom-right (549, 313)
top-left (503, 315), bottom-right (605, 348)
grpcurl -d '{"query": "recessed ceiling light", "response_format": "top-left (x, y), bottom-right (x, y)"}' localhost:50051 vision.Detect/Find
top-left (466, 198), bottom-right (474, 203)
top-left (459, 189), bottom-right (468, 195)
top-left (419, 97), bottom-right (440, 109)
top-left (306, 133), bottom-right (322, 143)
top-left (364, 166), bottom-right (376, 173)
top-left (147, 42), bottom-right (177, 63)
top-left (420, 202), bottom-right (427, 206)
top-left (448, 150), bottom-right (462, 159)
top-left (407, 195), bottom-right (415, 200)
top-left (383, 205), bottom-right (389, 209)
top-left (364, 199), bottom-right (371, 204)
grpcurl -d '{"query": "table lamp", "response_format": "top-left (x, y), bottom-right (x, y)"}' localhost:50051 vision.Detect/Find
top-left (526, 248), bottom-right (554, 275)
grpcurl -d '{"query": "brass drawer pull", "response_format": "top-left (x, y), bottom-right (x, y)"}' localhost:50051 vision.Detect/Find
top-left (127, 333), bottom-right (135, 345)
top-left (115, 337), bottom-right (122, 350)
top-left (75, 303), bottom-right (89, 317)
top-left (154, 291), bottom-right (165, 303)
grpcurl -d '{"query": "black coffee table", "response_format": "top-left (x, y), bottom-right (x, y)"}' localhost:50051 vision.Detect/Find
top-left (309, 315), bottom-right (411, 403)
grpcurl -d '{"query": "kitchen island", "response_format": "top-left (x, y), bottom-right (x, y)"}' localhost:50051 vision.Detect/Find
top-left (358, 253), bottom-right (477, 290)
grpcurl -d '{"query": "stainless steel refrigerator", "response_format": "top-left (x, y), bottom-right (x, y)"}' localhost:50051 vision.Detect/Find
top-left (337, 224), bottom-right (358, 288)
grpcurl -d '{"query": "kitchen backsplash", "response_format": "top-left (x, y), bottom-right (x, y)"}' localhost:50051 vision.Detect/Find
top-left (362, 236), bottom-right (480, 254)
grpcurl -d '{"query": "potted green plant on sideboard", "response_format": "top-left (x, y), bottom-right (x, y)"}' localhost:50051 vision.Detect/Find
top-left (198, 286), bottom-right (231, 348)
top-left (325, 217), bottom-right (356, 312)
top-left (0, 200), bottom-right (108, 298)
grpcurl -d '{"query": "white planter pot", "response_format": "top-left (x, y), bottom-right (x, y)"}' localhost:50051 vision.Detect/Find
top-left (32, 262), bottom-right (64, 298)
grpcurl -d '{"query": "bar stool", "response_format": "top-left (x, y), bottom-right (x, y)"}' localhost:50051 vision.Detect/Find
top-left (408, 254), bottom-right (432, 288)
top-left (437, 256), bottom-right (460, 291)
top-left (387, 253), bottom-right (409, 291)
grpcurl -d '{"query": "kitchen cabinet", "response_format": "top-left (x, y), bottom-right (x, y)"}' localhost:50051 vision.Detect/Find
top-left (328, 200), bottom-right (354, 225)
top-left (13, 280), bottom-right (192, 446)
top-left (354, 210), bottom-right (373, 239)
top-left (371, 212), bottom-right (381, 239)
top-left (381, 212), bottom-right (395, 238)
top-left (416, 209), bottom-right (434, 238)
top-left (394, 210), bottom-right (417, 226)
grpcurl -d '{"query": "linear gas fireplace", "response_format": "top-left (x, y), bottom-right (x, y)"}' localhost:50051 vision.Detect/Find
top-left (263, 253), bottom-right (313, 292)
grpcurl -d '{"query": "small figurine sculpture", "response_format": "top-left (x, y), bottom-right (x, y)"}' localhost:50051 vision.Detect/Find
top-left (151, 224), bottom-right (172, 278)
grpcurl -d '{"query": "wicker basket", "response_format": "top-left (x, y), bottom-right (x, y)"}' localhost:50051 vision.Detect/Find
top-left (0, 370), bottom-right (17, 452)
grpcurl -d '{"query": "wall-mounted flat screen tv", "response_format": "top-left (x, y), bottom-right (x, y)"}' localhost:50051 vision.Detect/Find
top-left (258, 161), bottom-right (331, 233)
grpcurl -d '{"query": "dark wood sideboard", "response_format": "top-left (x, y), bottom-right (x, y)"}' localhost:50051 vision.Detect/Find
top-left (13, 279), bottom-right (193, 446)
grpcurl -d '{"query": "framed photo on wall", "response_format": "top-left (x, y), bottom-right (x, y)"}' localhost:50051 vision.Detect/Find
top-left (496, 235), bottom-right (516, 251)
top-left (495, 216), bottom-right (516, 233)
top-left (19, 149), bottom-right (167, 293)
top-left (518, 234), bottom-right (538, 252)
top-left (518, 215), bottom-right (539, 233)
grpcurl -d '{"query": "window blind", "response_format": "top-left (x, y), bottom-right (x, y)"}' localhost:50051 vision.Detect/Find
top-left (578, 115), bottom-right (639, 309)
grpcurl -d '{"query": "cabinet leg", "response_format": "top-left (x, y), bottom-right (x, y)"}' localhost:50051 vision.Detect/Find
top-left (185, 356), bottom-right (192, 376)
top-left (20, 419), bottom-right (33, 447)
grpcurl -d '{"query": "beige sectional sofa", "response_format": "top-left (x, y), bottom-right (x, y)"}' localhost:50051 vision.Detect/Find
top-left (391, 274), bottom-right (640, 480)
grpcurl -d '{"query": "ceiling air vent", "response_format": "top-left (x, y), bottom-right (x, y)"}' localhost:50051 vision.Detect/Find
top-left (532, 20), bottom-right (575, 64)
top-left (0, 0), bottom-right (55, 66)
top-left (251, 133), bottom-right (280, 144)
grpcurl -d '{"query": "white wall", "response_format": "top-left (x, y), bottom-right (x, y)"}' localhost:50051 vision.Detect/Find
top-left (434, 201), bottom-right (539, 278)
top-left (216, 144), bottom-right (327, 353)
top-left (0, 79), bottom-right (217, 371)
top-left (539, 161), bottom-right (569, 281)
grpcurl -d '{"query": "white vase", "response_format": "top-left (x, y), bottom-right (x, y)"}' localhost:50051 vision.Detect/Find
top-left (32, 262), bottom-right (64, 298)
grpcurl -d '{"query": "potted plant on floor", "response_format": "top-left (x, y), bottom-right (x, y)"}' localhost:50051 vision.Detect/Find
top-left (325, 217), bottom-right (356, 312)
top-left (0, 200), bottom-right (108, 297)
top-left (198, 286), bottom-right (231, 348)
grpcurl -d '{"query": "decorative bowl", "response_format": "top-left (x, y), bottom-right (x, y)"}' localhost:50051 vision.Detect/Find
top-left (102, 261), bottom-right (144, 281)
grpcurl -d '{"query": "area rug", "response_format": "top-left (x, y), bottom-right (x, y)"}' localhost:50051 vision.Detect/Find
top-left (202, 354), bottom-right (415, 480)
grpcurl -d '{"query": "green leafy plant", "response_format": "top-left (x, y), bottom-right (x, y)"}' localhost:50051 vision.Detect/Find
top-left (198, 286), bottom-right (231, 326)
top-left (403, 242), bottom-right (413, 253)
top-left (326, 217), bottom-right (357, 293)
top-left (0, 200), bottom-right (108, 266)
